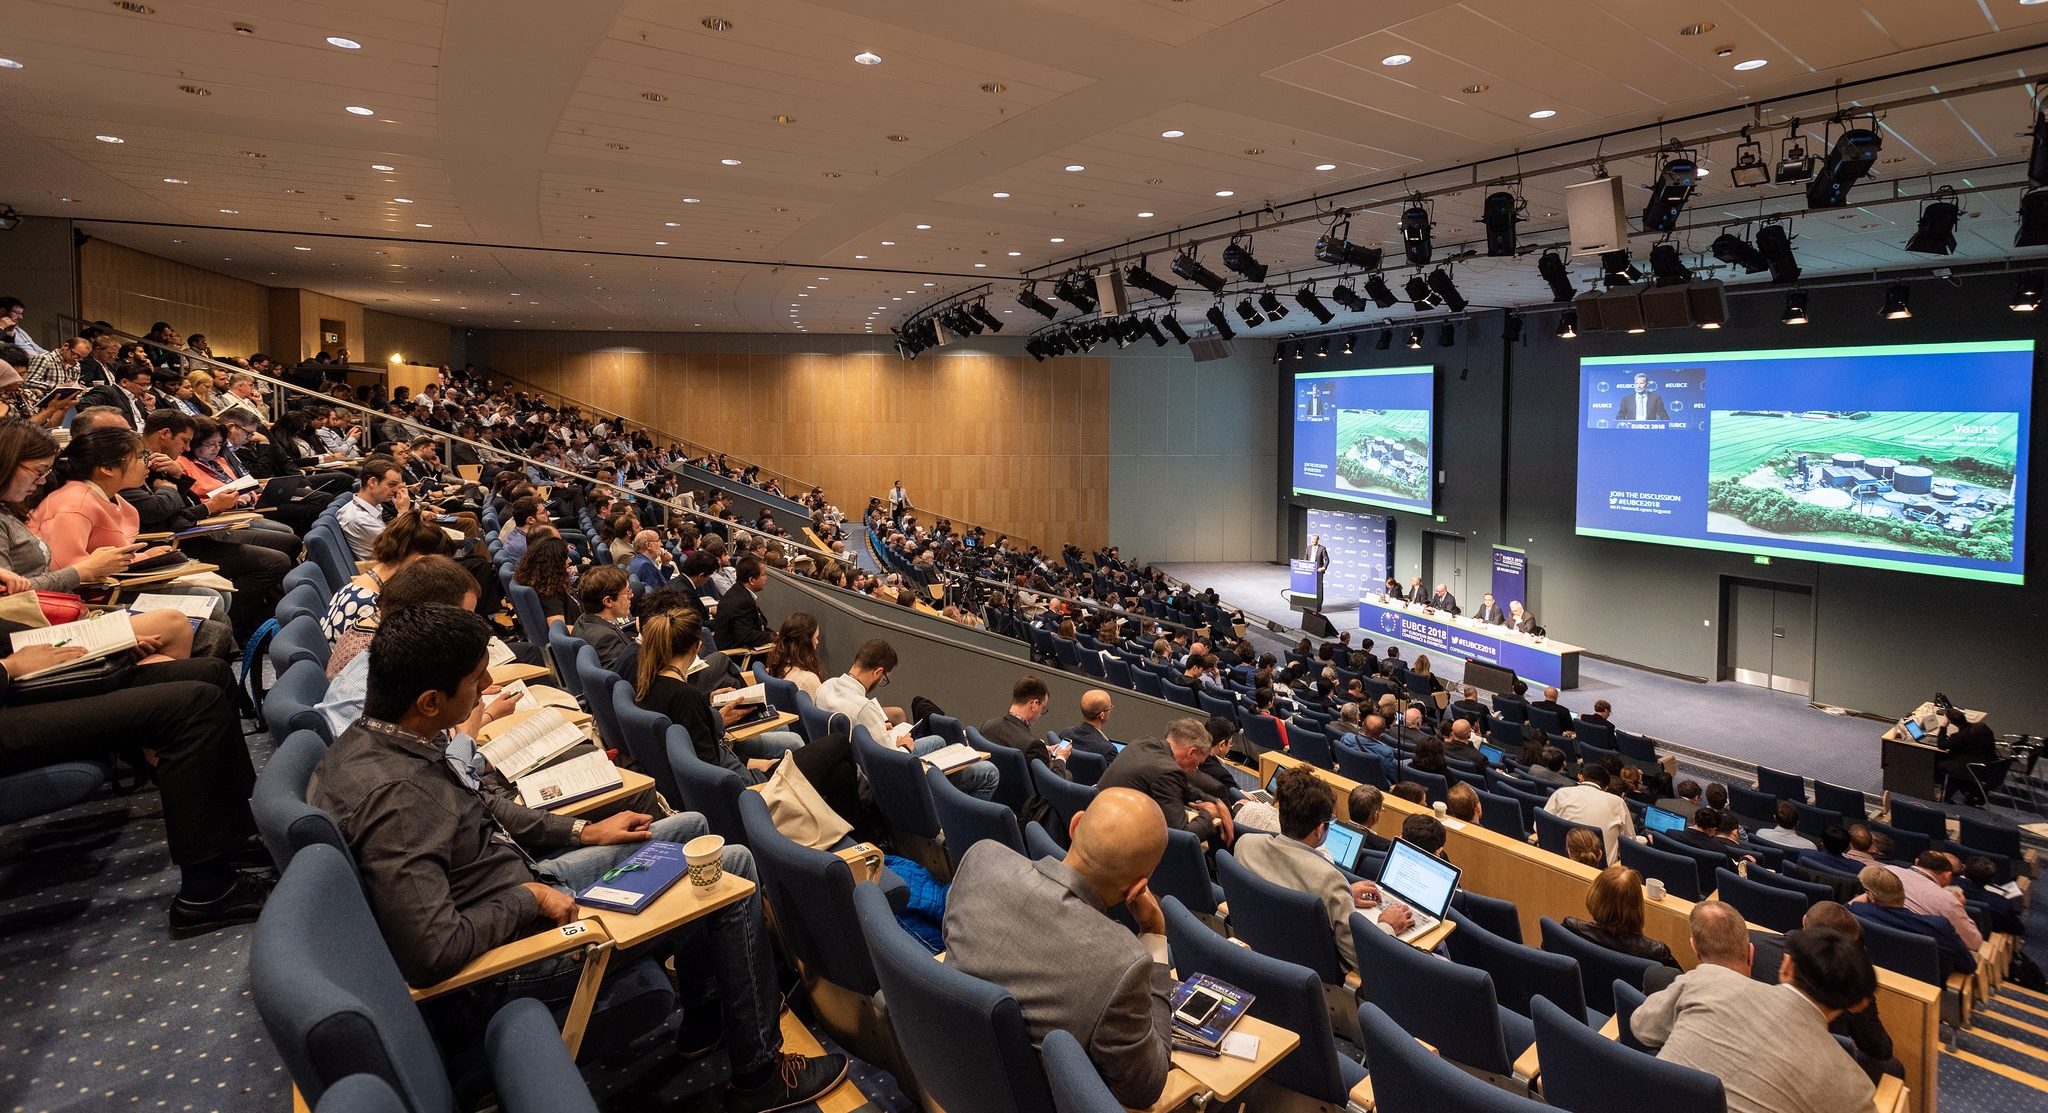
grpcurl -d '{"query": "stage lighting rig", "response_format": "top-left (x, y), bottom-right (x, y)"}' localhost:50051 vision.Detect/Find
top-left (2018, 188), bottom-right (2048, 248)
top-left (2011, 273), bottom-right (2044, 312)
top-left (1775, 121), bottom-right (1817, 184)
top-left (1222, 237), bottom-right (1268, 282)
top-left (1204, 304), bottom-right (1236, 339)
top-left (1376, 328), bottom-right (1393, 350)
top-left (1806, 121), bottom-right (1882, 209)
top-left (1330, 283), bottom-right (1367, 312)
top-left (1124, 261), bottom-right (1178, 300)
top-left (1905, 187), bottom-right (1959, 255)
top-left (1882, 282), bottom-right (1912, 320)
top-left (968, 301), bottom-right (1004, 332)
top-left (1234, 297), bottom-right (1266, 328)
top-left (1501, 311), bottom-right (1523, 342)
top-left (1403, 275), bottom-right (1438, 311)
top-left (1160, 315), bottom-right (1189, 343)
top-left (1171, 251), bottom-right (1227, 294)
top-left (1294, 285), bottom-right (1335, 324)
top-left (1599, 250), bottom-right (1641, 288)
top-left (1142, 316), bottom-right (1169, 345)
top-left (1711, 231), bottom-right (1768, 274)
top-left (1729, 129), bottom-right (1772, 187)
top-left (1052, 273), bottom-right (1097, 314)
top-left (1555, 310), bottom-right (1578, 338)
top-left (1537, 251), bottom-right (1576, 302)
top-left (1400, 202), bottom-right (1433, 266)
top-left (1482, 191), bottom-right (1523, 256)
top-left (1642, 154), bottom-right (1699, 234)
top-left (1362, 273), bottom-right (1400, 309)
top-left (1437, 322), bottom-right (1456, 347)
top-left (1781, 291), bottom-right (1809, 324)
top-left (1316, 338), bottom-right (1330, 358)
top-left (1017, 284), bottom-right (1059, 319)
top-left (1425, 268), bottom-right (1467, 312)
top-left (1756, 223), bottom-right (1800, 283)
top-left (1648, 243), bottom-right (1691, 285)
top-left (1341, 334), bottom-right (1356, 355)
top-left (1314, 215), bottom-right (1384, 269)
top-left (1257, 290), bottom-right (1289, 320)
top-left (1404, 326), bottom-right (1424, 349)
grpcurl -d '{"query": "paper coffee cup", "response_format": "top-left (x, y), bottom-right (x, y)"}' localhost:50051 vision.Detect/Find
top-left (685, 834), bottom-right (725, 887)
top-left (1646, 878), bottom-right (1666, 900)
top-left (1432, 801), bottom-right (1448, 818)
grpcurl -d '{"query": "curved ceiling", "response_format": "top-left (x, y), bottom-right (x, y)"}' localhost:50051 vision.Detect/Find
top-left (1, 0), bottom-right (2045, 336)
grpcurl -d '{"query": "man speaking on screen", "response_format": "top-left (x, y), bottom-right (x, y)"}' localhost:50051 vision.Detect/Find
top-left (1617, 373), bottom-right (1668, 421)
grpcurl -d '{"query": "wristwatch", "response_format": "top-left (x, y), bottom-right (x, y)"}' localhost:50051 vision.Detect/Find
top-left (569, 818), bottom-right (588, 843)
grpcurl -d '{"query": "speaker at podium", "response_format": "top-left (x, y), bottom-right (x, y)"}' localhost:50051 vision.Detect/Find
top-left (1287, 558), bottom-right (1335, 635)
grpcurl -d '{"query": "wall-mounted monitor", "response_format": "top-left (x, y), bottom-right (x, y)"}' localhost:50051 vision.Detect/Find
top-left (1576, 341), bottom-right (2032, 585)
top-left (1292, 365), bottom-right (1438, 514)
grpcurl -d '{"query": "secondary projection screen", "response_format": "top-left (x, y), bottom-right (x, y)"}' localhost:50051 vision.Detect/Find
top-left (1292, 365), bottom-right (1438, 514)
top-left (1576, 341), bottom-right (2033, 584)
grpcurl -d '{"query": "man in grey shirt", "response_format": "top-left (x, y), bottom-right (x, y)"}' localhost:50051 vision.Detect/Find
top-left (943, 788), bottom-right (1174, 1108)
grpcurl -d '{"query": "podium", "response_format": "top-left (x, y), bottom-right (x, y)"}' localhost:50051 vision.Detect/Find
top-left (1288, 558), bottom-right (1335, 636)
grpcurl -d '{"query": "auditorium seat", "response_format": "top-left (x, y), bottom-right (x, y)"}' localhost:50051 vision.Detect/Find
top-left (0, 760), bottom-right (107, 826)
top-left (281, 560), bottom-right (331, 600)
top-left (1356, 1002), bottom-right (1552, 1113)
top-left (1402, 767), bottom-right (1450, 806)
top-left (313, 1076), bottom-right (407, 1113)
top-left (1866, 820), bottom-right (1933, 863)
top-left (1616, 731), bottom-right (1660, 765)
top-left (1813, 780), bottom-right (1869, 822)
top-left (612, 683), bottom-right (682, 804)
top-left (1023, 820), bottom-right (1064, 861)
top-left (927, 766), bottom-right (1024, 868)
top-left (265, 658), bottom-right (335, 747)
top-left (1755, 766), bottom-right (1807, 803)
top-left (1451, 889), bottom-right (1525, 945)
top-left (1040, 1029), bottom-right (1121, 1113)
top-left (1445, 907), bottom-right (1597, 1025)
top-left (276, 582), bottom-right (327, 629)
top-left (252, 729), bottom-right (352, 875)
top-left (1354, 911), bottom-right (1534, 1091)
top-left (1030, 759), bottom-right (1095, 844)
top-left (666, 725), bottom-right (750, 849)
top-left (1714, 868), bottom-right (1807, 933)
top-left (1476, 788), bottom-right (1529, 839)
top-left (1747, 864), bottom-right (1834, 907)
top-left (1531, 996), bottom-right (1727, 1113)
top-left (1289, 724), bottom-right (1334, 771)
top-left (963, 726), bottom-right (1031, 816)
top-left (269, 614), bottom-right (330, 673)
top-left (1617, 837), bottom-right (1704, 902)
top-left (851, 725), bottom-right (951, 881)
top-left (1539, 917), bottom-right (1656, 1016)
top-left (1332, 735), bottom-right (1391, 790)
top-left (1886, 798), bottom-right (1950, 844)
top-left (1151, 828), bottom-right (1225, 923)
top-left (1957, 815), bottom-right (2022, 860)
top-left (1216, 849), bottom-right (1343, 987)
top-left (1725, 784), bottom-right (1777, 828)
top-left (1534, 809), bottom-right (1603, 863)
top-left (1650, 833), bottom-right (1736, 897)
top-left (575, 646), bottom-right (629, 754)
top-left (1526, 706), bottom-right (1565, 735)
top-left (1793, 801), bottom-right (1843, 839)
top-left (1064, 748), bottom-right (1107, 787)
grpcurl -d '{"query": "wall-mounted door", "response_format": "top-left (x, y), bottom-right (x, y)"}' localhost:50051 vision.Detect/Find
top-left (1720, 578), bottom-right (1814, 696)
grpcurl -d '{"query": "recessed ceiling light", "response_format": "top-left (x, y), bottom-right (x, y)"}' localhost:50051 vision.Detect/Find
top-left (1065, 164), bottom-right (1085, 172)
top-left (1049, 237), bottom-right (1065, 243)
top-left (702, 17), bottom-right (733, 30)
top-left (1007, 251), bottom-right (1022, 256)
top-left (854, 51), bottom-right (882, 65)
top-left (415, 223), bottom-right (432, 227)
top-left (1138, 211), bottom-right (1155, 218)
top-left (1733, 58), bottom-right (1768, 70)
top-left (371, 163), bottom-right (394, 171)
top-left (95, 134), bottom-right (123, 143)
top-left (665, 221), bottom-right (680, 226)
top-left (0, 58), bottom-right (21, 69)
top-left (294, 245), bottom-right (311, 250)
top-left (974, 263), bottom-right (987, 267)
top-left (1381, 54), bottom-right (1412, 66)
top-left (915, 223), bottom-right (931, 229)
top-left (682, 198), bottom-right (701, 203)
top-left (1315, 163), bottom-right (1337, 171)
top-left (1215, 190), bottom-right (1234, 197)
top-left (1462, 84), bottom-right (1489, 94)
top-left (720, 158), bottom-right (742, 165)
top-left (179, 84), bottom-right (209, 96)
top-left (392, 197), bottom-right (413, 203)
top-left (992, 191), bottom-right (1010, 198)
top-left (654, 240), bottom-right (667, 245)
top-left (326, 36), bottom-right (361, 49)
top-left (881, 240), bottom-right (895, 245)
top-left (1529, 109), bottom-right (1557, 119)
top-left (163, 177), bottom-right (186, 184)
top-left (1695, 167), bottom-right (1711, 177)
top-left (1679, 21), bottom-right (1716, 34)
top-left (345, 106), bottom-right (374, 115)
top-left (854, 254), bottom-right (867, 259)
top-left (1161, 129), bottom-right (1185, 138)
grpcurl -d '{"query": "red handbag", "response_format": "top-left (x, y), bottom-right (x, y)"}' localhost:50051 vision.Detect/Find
top-left (34, 591), bottom-right (90, 624)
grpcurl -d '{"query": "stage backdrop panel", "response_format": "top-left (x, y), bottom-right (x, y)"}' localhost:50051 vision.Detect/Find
top-left (1306, 508), bottom-right (1389, 607)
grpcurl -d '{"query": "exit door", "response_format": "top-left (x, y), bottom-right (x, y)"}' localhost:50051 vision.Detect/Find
top-left (1719, 578), bottom-right (1814, 696)
top-left (1421, 531), bottom-right (1466, 607)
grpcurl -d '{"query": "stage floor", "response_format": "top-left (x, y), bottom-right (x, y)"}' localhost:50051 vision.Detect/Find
top-left (1158, 561), bottom-right (1899, 795)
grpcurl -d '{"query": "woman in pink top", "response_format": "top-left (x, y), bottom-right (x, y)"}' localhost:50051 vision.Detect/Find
top-left (28, 425), bottom-right (154, 571)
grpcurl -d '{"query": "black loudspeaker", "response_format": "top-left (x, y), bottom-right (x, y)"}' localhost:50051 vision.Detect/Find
top-left (1300, 611), bottom-right (1337, 638)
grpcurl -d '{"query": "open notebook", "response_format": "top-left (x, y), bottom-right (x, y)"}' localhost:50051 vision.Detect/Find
top-left (8, 612), bottom-right (138, 679)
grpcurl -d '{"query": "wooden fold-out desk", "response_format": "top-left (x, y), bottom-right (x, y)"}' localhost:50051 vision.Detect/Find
top-left (1126, 1014), bottom-right (1302, 1113)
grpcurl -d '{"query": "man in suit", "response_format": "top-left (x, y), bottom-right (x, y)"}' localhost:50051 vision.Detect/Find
top-left (1851, 866), bottom-right (1977, 981)
top-left (1061, 689), bottom-right (1121, 761)
top-left (710, 555), bottom-right (773, 650)
top-left (1305, 534), bottom-right (1329, 574)
top-left (1442, 718), bottom-right (1490, 771)
top-left (942, 788), bottom-right (1175, 1109)
top-left (1471, 593), bottom-right (1505, 625)
top-left (1617, 373), bottom-right (1669, 421)
top-left (1382, 577), bottom-right (1405, 601)
top-left (1530, 686), bottom-right (1575, 734)
top-left (1407, 575), bottom-right (1426, 602)
top-left (1096, 719), bottom-right (1232, 847)
top-left (79, 361), bottom-right (163, 430)
top-left (1933, 705), bottom-right (1999, 804)
top-left (1654, 779), bottom-right (1704, 822)
top-left (980, 674), bottom-right (1064, 780)
top-left (1449, 685), bottom-right (1490, 736)
top-left (76, 333), bottom-right (121, 387)
top-left (1388, 706), bottom-right (1431, 748)
top-left (1234, 767), bottom-right (1413, 975)
top-left (1429, 583), bottom-right (1458, 614)
top-left (1507, 600), bottom-right (1536, 633)
top-left (1526, 746), bottom-right (1576, 791)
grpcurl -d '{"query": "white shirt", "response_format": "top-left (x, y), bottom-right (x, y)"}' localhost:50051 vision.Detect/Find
top-left (814, 672), bottom-right (911, 747)
top-left (335, 494), bottom-right (386, 560)
top-left (1544, 783), bottom-right (1634, 864)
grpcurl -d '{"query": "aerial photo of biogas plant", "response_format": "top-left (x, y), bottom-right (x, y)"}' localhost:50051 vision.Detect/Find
top-left (1334, 408), bottom-right (1431, 502)
top-left (1706, 409), bottom-right (2018, 562)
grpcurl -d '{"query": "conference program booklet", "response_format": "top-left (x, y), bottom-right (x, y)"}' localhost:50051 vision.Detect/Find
top-left (1170, 973), bottom-right (1254, 1049)
top-left (477, 708), bottom-right (588, 779)
top-left (516, 750), bottom-right (623, 810)
top-left (127, 593), bottom-right (218, 621)
top-left (575, 841), bottom-right (689, 913)
top-left (919, 742), bottom-right (983, 772)
top-left (7, 612), bottom-right (138, 679)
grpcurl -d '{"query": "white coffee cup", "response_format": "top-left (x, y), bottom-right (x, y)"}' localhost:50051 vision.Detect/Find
top-left (1645, 877), bottom-right (1666, 900)
top-left (1432, 801), bottom-right (1448, 818)
top-left (685, 834), bottom-right (725, 887)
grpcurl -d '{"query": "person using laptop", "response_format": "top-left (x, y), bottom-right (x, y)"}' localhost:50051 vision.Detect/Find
top-left (1233, 766), bottom-right (1413, 976)
top-left (1371, 819), bottom-right (1465, 945)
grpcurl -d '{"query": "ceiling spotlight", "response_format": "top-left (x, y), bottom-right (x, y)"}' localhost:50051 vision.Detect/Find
top-left (1330, 283), bottom-right (1367, 312)
top-left (1362, 274), bottom-right (1400, 309)
top-left (1205, 304), bottom-right (1237, 339)
top-left (1711, 232), bottom-right (1769, 274)
top-left (1403, 275), bottom-right (1438, 310)
top-left (1556, 310), bottom-right (1578, 339)
top-left (371, 163), bottom-right (394, 170)
top-left (95, 134), bottom-right (124, 143)
top-left (1437, 321), bottom-right (1456, 347)
top-left (1065, 164), bottom-right (1086, 172)
top-left (1234, 297), bottom-right (1266, 328)
top-left (854, 51), bottom-right (882, 65)
top-left (1806, 125), bottom-right (1882, 208)
top-left (1730, 132), bottom-right (1772, 187)
top-left (1905, 187), bottom-right (1960, 255)
top-left (326, 35), bottom-right (361, 48)
top-left (1258, 290), bottom-right (1289, 319)
top-left (1648, 243), bottom-right (1692, 284)
top-left (1222, 239), bottom-right (1268, 282)
top-left (1142, 317), bottom-right (1169, 346)
top-left (1732, 58), bottom-right (1768, 71)
top-left (1160, 315), bottom-right (1189, 343)
top-left (1756, 223), bottom-right (1801, 283)
top-left (1316, 163), bottom-right (1338, 171)
top-left (0, 59), bottom-right (21, 69)
top-left (1161, 129), bottom-right (1185, 138)
top-left (1405, 326), bottom-right (1424, 349)
top-left (1501, 311), bottom-right (1524, 342)
top-left (1294, 285), bottom-right (1335, 324)
top-left (1293, 341), bottom-right (1306, 360)
top-left (1425, 268), bottom-right (1467, 312)
top-left (1776, 131), bottom-right (1818, 184)
top-left (968, 302), bottom-right (1005, 332)
top-left (1642, 156), bottom-right (1699, 233)
top-left (1172, 251), bottom-right (1227, 294)
top-left (1400, 204), bottom-right (1433, 266)
top-left (2017, 188), bottom-right (2048, 247)
top-left (1599, 250), bottom-right (1641, 288)
top-left (1272, 344), bottom-right (1287, 366)
top-left (1538, 251), bottom-right (1576, 302)
top-left (1529, 109), bottom-right (1557, 119)
top-left (1125, 262), bottom-right (1178, 300)
top-left (1482, 191), bottom-right (1521, 256)
top-left (1782, 290), bottom-right (1810, 324)
top-left (1017, 284), bottom-right (1059, 319)
top-left (1341, 333), bottom-right (1356, 355)
top-left (1376, 329), bottom-right (1393, 350)
top-left (1052, 274), bottom-right (1097, 313)
top-left (2012, 273), bottom-right (2045, 311)
top-left (1881, 282), bottom-right (1912, 320)
top-left (1314, 227), bottom-right (1382, 270)
top-left (1381, 53), bottom-right (1412, 66)
top-left (345, 106), bottom-right (375, 115)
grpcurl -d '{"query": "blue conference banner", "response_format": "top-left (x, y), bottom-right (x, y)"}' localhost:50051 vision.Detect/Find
top-left (1490, 546), bottom-right (1527, 611)
top-left (1305, 508), bottom-right (1390, 606)
top-left (1358, 599), bottom-right (1578, 688)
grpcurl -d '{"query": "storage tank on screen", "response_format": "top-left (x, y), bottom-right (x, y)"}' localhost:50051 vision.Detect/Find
top-left (1893, 465), bottom-right (1933, 494)
top-left (1831, 452), bottom-right (1866, 471)
top-left (1864, 457), bottom-right (1897, 480)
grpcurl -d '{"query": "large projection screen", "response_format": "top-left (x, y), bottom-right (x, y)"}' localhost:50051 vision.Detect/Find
top-left (1292, 364), bottom-right (1438, 515)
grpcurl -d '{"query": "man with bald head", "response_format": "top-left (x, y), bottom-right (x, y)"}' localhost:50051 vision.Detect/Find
top-left (1061, 689), bottom-right (1120, 760)
top-left (943, 787), bottom-right (1174, 1107)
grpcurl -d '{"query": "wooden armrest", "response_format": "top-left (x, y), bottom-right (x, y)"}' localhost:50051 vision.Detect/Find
top-left (1512, 1041), bottom-right (1541, 1083)
top-left (1599, 1014), bottom-right (1620, 1040)
top-left (1873, 1074), bottom-right (1908, 1113)
top-left (1348, 1075), bottom-right (1375, 1112)
top-left (409, 919), bottom-right (611, 1001)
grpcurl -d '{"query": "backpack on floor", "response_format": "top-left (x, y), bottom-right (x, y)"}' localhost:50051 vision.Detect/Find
top-left (240, 617), bottom-right (281, 733)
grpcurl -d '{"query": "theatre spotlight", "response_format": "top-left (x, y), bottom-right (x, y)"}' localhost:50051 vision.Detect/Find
top-left (1294, 285), bottom-right (1335, 324)
top-left (1776, 127), bottom-right (1817, 184)
top-left (2013, 273), bottom-right (2045, 312)
top-left (1274, 343), bottom-right (1289, 364)
top-left (1806, 125), bottom-right (1882, 209)
top-left (968, 301), bottom-right (1005, 332)
top-left (1294, 341), bottom-right (1308, 360)
top-left (1376, 328), bottom-right (1393, 351)
top-left (1405, 326), bottom-right (1424, 349)
top-left (1315, 338), bottom-right (1330, 358)
top-left (1501, 311), bottom-right (1523, 342)
top-left (1124, 262), bottom-right (1178, 300)
top-left (1437, 321), bottom-right (1456, 347)
top-left (1142, 316), bottom-right (1169, 345)
top-left (1483, 191), bottom-right (1522, 256)
top-left (1160, 315), bottom-right (1190, 343)
top-left (1641, 156), bottom-right (1699, 233)
top-left (1204, 303), bottom-right (1236, 339)
top-left (1258, 290), bottom-right (1289, 320)
top-left (1882, 282), bottom-right (1912, 320)
top-left (1538, 251), bottom-right (1576, 302)
top-left (1235, 297), bottom-right (1266, 327)
top-left (1341, 333), bottom-right (1356, 355)
top-left (1330, 283), bottom-right (1367, 312)
top-left (2030, 99), bottom-right (2048, 185)
top-left (1556, 310), bottom-right (1578, 339)
top-left (1362, 273), bottom-right (1400, 309)
top-left (1172, 251), bottom-right (1228, 294)
top-left (1425, 268), bottom-right (1467, 312)
top-left (1711, 232), bottom-right (1769, 274)
top-left (1730, 131), bottom-right (1772, 187)
top-left (1600, 250), bottom-right (1641, 288)
top-left (1404, 275), bottom-right (1438, 311)
top-left (2015, 188), bottom-right (2048, 248)
top-left (1782, 290), bottom-right (1809, 324)
top-left (0, 207), bottom-right (20, 233)
top-left (1024, 337), bottom-right (1051, 362)
top-left (1222, 238), bottom-right (1268, 282)
top-left (1756, 223), bottom-right (1800, 284)
top-left (1052, 273), bottom-right (1097, 313)
top-left (1315, 220), bottom-right (1384, 270)
top-left (1905, 187), bottom-right (1960, 255)
top-left (1018, 284), bottom-right (1059, 319)
top-left (1648, 243), bottom-right (1692, 285)
top-left (1400, 204), bottom-right (1433, 266)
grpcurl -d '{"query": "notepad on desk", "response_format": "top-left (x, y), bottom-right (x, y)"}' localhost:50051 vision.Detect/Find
top-left (128, 593), bottom-right (218, 621)
top-left (7, 612), bottom-right (138, 679)
top-left (575, 841), bottom-right (688, 913)
top-left (517, 750), bottom-right (623, 810)
top-left (919, 742), bottom-right (984, 773)
top-left (477, 708), bottom-right (588, 779)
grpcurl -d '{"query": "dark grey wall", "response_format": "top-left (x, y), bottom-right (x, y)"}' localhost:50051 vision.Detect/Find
top-left (1280, 274), bottom-right (2046, 727)
top-left (0, 216), bottom-right (77, 346)
top-left (759, 569), bottom-right (1195, 741)
top-left (1110, 338), bottom-right (1280, 562)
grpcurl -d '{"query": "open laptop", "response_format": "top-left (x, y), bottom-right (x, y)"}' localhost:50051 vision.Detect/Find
top-left (1248, 769), bottom-right (1282, 805)
top-left (1320, 819), bottom-right (1366, 873)
top-left (1375, 837), bottom-right (1463, 944)
top-left (1478, 743), bottom-right (1504, 766)
top-left (1643, 806), bottom-right (1688, 835)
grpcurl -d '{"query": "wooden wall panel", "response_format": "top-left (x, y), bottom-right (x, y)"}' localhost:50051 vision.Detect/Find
top-left (472, 333), bottom-right (1110, 550)
top-left (78, 239), bottom-right (269, 356)
top-left (362, 309), bottom-right (453, 370)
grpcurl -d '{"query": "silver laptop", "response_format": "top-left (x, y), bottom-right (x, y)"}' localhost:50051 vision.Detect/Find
top-left (1376, 837), bottom-right (1463, 943)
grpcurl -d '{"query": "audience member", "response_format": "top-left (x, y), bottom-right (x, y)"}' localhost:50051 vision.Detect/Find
top-left (569, 564), bottom-right (634, 670)
top-left (980, 674), bottom-right (1063, 778)
top-left (1235, 766), bottom-right (1414, 975)
top-left (1543, 767), bottom-right (1631, 864)
top-left (1060, 689), bottom-right (1120, 760)
top-left (763, 611), bottom-right (824, 698)
top-left (1850, 866), bottom-right (1977, 980)
top-left (813, 638), bottom-right (998, 798)
top-left (1885, 851), bottom-right (1984, 954)
top-left (1656, 778), bottom-right (1704, 820)
top-left (1565, 827), bottom-right (1605, 869)
top-left (1444, 781), bottom-right (1481, 823)
top-left (711, 554), bottom-right (773, 650)
top-left (1561, 864), bottom-right (1681, 968)
top-left (1345, 785), bottom-right (1394, 853)
top-left (1097, 718), bottom-right (1233, 847)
